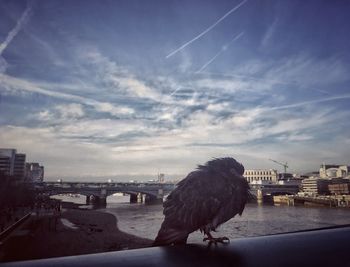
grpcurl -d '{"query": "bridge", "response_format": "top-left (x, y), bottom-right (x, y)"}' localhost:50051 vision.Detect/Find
top-left (37, 182), bottom-right (176, 206)
top-left (249, 183), bottom-right (300, 203)
top-left (36, 181), bottom-right (300, 206)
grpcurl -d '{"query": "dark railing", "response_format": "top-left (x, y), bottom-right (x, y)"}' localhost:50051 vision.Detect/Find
top-left (1, 225), bottom-right (349, 267)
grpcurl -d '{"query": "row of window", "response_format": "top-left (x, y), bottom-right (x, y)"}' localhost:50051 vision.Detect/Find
top-left (244, 170), bottom-right (274, 175)
top-left (246, 177), bottom-right (274, 182)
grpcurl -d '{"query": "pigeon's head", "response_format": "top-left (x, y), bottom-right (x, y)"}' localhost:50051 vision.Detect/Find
top-left (200, 157), bottom-right (245, 176)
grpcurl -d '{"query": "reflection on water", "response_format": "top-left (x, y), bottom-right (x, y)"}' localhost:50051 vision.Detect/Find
top-left (104, 202), bottom-right (350, 243)
top-left (50, 194), bottom-right (129, 205)
top-left (53, 194), bottom-right (350, 243)
top-left (51, 194), bottom-right (88, 205)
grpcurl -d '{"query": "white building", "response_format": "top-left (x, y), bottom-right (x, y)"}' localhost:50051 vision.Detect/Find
top-left (244, 169), bottom-right (278, 184)
top-left (319, 164), bottom-right (350, 178)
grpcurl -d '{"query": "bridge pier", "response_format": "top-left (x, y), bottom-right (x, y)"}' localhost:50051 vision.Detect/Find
top-left (137, 193), bottom-right (143, 203)
top-left (90, 195), bottom-right (107, 207)
top-left (287, 197), bottom-right (295, 206)
top-left (86, 195), bottom-right (91, 205)
top-left (99, 196), bottom-right (107, 206)
top-left (257, 189), bottom-right (263, 205)
top-left (130, 194), bottom-right (138, 203)
top-left (144, 195), bottom-right (162, 205)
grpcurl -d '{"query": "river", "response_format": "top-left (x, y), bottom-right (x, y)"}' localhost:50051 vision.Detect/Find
top-left (52, 194), bottom-right (350, 243)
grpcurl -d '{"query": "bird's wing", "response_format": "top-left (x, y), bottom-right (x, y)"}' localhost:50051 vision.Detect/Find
top-left (211, 180), bottom-right (249, 228)
top-left (162, 170), bottom-right (233, 232)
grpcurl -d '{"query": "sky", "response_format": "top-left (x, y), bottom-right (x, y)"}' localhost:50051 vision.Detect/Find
top-left (0, 0), bottom-right (350, 181)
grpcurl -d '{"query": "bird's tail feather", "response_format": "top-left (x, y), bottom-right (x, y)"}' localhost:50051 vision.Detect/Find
top-left (153, 227), bottom-right (188, 246)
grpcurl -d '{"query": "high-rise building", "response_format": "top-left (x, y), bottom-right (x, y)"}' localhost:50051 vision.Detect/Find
top-left (0, 149), bottom-right (16, 175)
top-left (0, 149), bottom-right (26, 180)
top-left (14, 153), bottom-right (26, 180)
top-left (25, 163), bottom-right (44, 182)
top-left (0, 156), bottom-right (11, 175)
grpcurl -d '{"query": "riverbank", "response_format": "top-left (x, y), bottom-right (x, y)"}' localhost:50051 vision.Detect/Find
top-left (2, 206), bottom-right (153, 262)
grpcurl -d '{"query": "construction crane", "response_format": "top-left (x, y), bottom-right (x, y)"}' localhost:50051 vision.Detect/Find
top-left (269, 159), bottom-right (288, 173)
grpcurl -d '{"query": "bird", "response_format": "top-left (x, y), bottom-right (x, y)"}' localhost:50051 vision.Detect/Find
top-left (153, 157), bottom-right (251, 246)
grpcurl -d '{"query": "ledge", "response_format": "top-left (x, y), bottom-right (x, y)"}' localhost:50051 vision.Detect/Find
top-left (1, 225), bottom-right (349, 267)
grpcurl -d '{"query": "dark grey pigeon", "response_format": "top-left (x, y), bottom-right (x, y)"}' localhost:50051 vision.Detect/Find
top-left (153, 157), bottom-right (250, 246)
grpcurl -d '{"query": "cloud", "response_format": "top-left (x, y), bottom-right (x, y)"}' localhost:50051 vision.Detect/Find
top-left (56, 103), bottom-right (84, 119)
top-left (117, 77), bottom-right (161, 99)
top-left (1, 98), bottom-right (349, 178)
top-left (0, 73), bottom-right (134, 116)
top-left (2, 35), bottom-right (349, 178)
top-left (93, 102), bottom-right (134, 116)
top-left (57, 119), bottom-right (147, 141)
top-left (0, 56), bottom-right (8, 73)
top-left (166, 0), bottom-right (248, 58)
top-left (39, 104), bottom-right (85, 122)
top-left (277, 133), bottom-right (313, 142)
top-left (178, 50), bottom-right (192, 73)
top-left (191, 54), bottom-right (350, 102)
top-left (194, 77), bottom-right (265, 93)
top-left (206, 102), bottom-right (230, 112)
top-left (76, 47), bottom-right (170, 103)
top-left (265, 55), bottom-right (349, 87)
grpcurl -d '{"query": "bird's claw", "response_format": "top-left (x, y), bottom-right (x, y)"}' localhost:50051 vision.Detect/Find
top-left (203, 236), bottom-right (230, 245)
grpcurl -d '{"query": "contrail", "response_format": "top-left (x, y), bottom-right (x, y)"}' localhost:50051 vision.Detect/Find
top-left (170, 86), bottom-right (182, 96)
top-left (195, 32), bottom-right (244, 73)
top-left (196, 51), bottom-right (222, 74)
top-left (169, 86), bottom-right (195, 97)
top-left (268, 94), bottom-right (350, 111)
top-left (0, 3), bottom-right (32, 55)
top-left (166, 0), bottom-right (248, 59)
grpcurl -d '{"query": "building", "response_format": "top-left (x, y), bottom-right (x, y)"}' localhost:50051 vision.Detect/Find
top-left (301, 177), bottom-right (331, 195)
top-left (25, 163), bottom-right (44, 183)
top-left (328, 178), bottom-right (350, 195)
top-left (319, 164), bottom-right (350, 178)
top-left (0, 156), bottom-right (11, 176)
top-left (244, 169), bottom-right (278, 184)
top-left (0, 149), bottom-right (16, 175)
top-left (0, 149), bottom-right (26, 180)
top-left (158, 173), bottom-right (165, 183)
top-left (14, 153), bottom-right (26, 180)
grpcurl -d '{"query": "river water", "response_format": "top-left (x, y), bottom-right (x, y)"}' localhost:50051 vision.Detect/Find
top-left (53, 194), bottom-right (350, 243)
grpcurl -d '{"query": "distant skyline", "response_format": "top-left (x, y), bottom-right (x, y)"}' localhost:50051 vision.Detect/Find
top-left (1, 0), bottom-right (350, 181)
